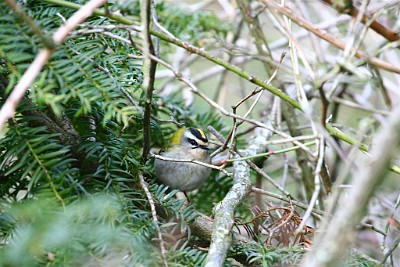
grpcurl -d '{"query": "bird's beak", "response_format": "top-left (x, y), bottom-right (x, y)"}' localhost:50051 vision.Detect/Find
top-left (199, 145), bottom-right (210, 150)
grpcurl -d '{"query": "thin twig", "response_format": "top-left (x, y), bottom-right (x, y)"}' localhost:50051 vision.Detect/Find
top-left (296, 136), bottom-right (325, 235)
top-left (150, 0), bottom-right (160, 56)
top-left (330, 96), bottom-right (390, 116)
top-left (302, 104), bottom-right (400, 267)
top-left (260, 0), bottom-right (400, 74)
top-left (245, 155), bottom-right (293, 199)
top-left (228, 140), bottom-right (316, 162)
top-left (252, 187), bottom-right (323, 216)
top-left (102, 29), bottom-right (400, 177)
top-left (207, 126), bottom-right (233, 159)
top-left (139, 174), bottom-right (169, 267)
top-left (264, 135), bottom-right (317, 145)
top-left (150, 153), bottom-right (232, 177)
top-left (381, 233), bottom-right (400, 265)
top-left (321, 0), bottom-right (399, 42)
top-left (234, 51), bottom-right (286, 117)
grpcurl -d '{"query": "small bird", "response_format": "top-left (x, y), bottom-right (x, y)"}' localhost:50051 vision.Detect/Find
top-left (154, 127), bottom-right (211, 191)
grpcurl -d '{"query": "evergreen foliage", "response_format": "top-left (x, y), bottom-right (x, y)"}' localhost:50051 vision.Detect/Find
top-left (0, 1), bottom-right (229, 266)
top-left (0, 0), bottom-right (394, 266)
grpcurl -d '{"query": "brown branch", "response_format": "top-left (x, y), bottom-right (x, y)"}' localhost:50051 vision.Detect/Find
top-left (317, 84), bottom-right (329, 127)
top-left (140, 0), bottom-right (158, 162)
top-left (321, 0), bottom-right (399, 42)
top-left (189, 213), bottom-right (259, 250)
top-left (22, 101), bottom-right (80, 146)
top-left (260, 0), bottom-right (400, 74)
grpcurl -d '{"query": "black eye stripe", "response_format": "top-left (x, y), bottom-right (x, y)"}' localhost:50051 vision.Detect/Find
top-left (187, 138), bottom-right (198, 146)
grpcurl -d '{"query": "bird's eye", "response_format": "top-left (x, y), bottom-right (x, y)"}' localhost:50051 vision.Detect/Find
top-left (187, 138), bottom-right (198, 147)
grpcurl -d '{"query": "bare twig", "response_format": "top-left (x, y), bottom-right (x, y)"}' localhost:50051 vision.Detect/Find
top-left (246, 155), bottom-right (294, 199)
top-left (381, 235), bottom-right (400, 265)
top-left (228, 140), bottom-right (316, 162)
top-left (139, 174), bottom-right (168, 267)
top-left (90, 28), bottom-right (400, 178)
top-left (260, 0), bottom-right (400, 74)
top-left (232, 51), bottom-right (286, 116)
top-left (252, 187), bottom-right (323, 217)
top-left (141, 0), bottom-right (158, 162)
top-left (296, 136), bottom-right (325, 234)
top-left (330, 96), bottom-right (390, 116)
top-left (151, 153), bottom-right (232, 177)
top-left (302, 104), bottom-right (400, 267)
top-left (321, 0), bottom-right (399, 42)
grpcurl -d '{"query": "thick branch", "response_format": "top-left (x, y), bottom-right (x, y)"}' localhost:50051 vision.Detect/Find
top-left (205, 125), bottom-right (273, 266)
top-left (205, 156), bottom-right (252, 267)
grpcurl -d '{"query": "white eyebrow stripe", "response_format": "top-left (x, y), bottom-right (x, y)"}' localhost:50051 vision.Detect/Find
top-left (184, 131), bottom-right (208, 146)
top-left (184, 131), bottom-right (197, 140)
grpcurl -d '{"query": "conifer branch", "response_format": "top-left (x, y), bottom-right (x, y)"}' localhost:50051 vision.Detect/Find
top-left (0, 0), bottom-right (108, 131)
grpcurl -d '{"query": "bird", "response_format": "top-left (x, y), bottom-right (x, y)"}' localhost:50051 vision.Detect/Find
top-left (154, 127), bottom-right (211, 191)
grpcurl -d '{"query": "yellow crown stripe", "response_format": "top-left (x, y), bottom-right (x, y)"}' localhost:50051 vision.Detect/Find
top-left (196, 128), bottom-right (206, 140)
